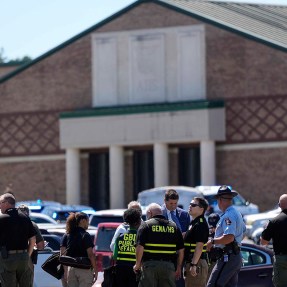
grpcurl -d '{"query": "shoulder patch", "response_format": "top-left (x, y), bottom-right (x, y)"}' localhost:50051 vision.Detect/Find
top-left (225, 218), bottom-right (232, 225)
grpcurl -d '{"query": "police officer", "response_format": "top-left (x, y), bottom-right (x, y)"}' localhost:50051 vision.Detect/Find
top-left (133, 203), bottom-right (184, 287)
top-left (206, 186), bottom-right (246, 287)
top-left (183, 197), bottom-right (209, 287)
top-left (0, 193), bottom-right (36, 287)
top-left (113, 208), bottom-right (141, 287)
top-left (261, 194), bottom-right (287, 287)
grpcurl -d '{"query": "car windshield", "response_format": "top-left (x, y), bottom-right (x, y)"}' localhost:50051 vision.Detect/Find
top-left (90, 216), bottom-right (123, 227)
top-left (96, 227), bottom-right (117, 251)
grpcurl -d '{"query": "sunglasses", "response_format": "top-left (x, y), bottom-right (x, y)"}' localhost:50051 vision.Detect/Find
top-left (190, 203), bottom-right (201, 208)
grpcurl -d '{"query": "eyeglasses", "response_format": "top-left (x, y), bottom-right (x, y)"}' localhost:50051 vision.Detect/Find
top-left (190, 203), bottom-right (201, 208)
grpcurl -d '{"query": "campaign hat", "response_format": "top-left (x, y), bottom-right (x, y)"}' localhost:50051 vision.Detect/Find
top-left (215, 185), bottom-right (238, 198)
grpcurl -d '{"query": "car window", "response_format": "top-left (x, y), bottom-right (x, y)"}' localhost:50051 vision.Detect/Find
top-left (241, 249), bottom-right (266, 266)
top-left (232, 194), bottom-right (246, 206)
top-left (95, 227), bottom-right (117, 251)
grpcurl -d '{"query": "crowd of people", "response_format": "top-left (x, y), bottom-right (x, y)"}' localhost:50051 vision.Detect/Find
top-left (110, 186), bottom-right (247, 287)
top-left (0, 186), bottom-right (286, 287)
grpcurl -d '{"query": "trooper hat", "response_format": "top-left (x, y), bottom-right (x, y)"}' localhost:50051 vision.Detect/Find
top-left (208, 213), bottom-right (220, 228)
top-left (215, 185), bottom-right (238, 198)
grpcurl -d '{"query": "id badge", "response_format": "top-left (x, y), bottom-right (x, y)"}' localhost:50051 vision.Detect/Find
top-left (224, 254), bottom-right (229, 262)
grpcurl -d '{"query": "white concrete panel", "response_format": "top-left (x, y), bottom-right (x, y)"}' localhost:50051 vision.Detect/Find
top-left (60, 108), bottom-right (225, 149)
top-left (129, 33), bottom-right (165, 104)
top-left (92, 36), bottom-right (118, 106)
top-left (178, 28), bottom-right (206, 100)
top-left (91, 25), bottom-right (206, 107)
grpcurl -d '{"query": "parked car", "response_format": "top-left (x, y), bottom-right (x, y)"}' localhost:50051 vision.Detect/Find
top-left (137, 185), bottom-right (204, 211)
top-left (196, 186), bottom-right (259, 216)
top-left (93, 222), bottom-right (121, 271)
top-left (34, 250), bottom-right (63, 287)
top-left (37, 223), bottom-right (97, 242)
top-left (16, 200), bottom-right (62, 213)
top-left (89, 209), bottom-right (127, 227)
top-left (30, 212), bottom-right (58, 224)
top-left (239, 243), bottom-right (274, 287)
top-left (41, 204), bottom-right (96, 222)
top-left (244, 207), bottom-right (280, 238)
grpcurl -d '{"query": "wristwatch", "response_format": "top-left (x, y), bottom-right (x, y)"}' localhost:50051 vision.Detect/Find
top-left (211, 238), bottom-right (215, 244)
top-left (190, 263), bottom-right (197, 267)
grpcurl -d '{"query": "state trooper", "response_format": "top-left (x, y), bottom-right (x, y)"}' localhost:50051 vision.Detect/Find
top-left (133, 203), bottom-right (184, 287)
top-left (113, 208), bottom-right (142, 287)
top-left (206, 186), bottom-right (246, 287)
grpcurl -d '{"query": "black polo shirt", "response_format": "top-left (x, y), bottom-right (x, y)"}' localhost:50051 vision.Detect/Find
top-left (136, 215), bottom-right (184, 262)
top-left (261, 210), bottom-right (287, 255)
top-left (183, 215), bottom-right (209, 261)
top-left (61, 227), bottom-right (94, 257)
top-left (0, 208), bottom-right (36, 250)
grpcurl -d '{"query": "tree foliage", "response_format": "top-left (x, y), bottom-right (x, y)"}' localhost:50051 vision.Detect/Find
top-left (0, 47), bottom-right (32, 65)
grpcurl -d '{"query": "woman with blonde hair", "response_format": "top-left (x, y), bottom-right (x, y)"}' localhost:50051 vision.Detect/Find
top-left (60, 212), bottom-right (97, 287)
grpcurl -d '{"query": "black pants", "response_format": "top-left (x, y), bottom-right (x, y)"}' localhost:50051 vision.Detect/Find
top-left (114, 264), bottom-right (138, 287)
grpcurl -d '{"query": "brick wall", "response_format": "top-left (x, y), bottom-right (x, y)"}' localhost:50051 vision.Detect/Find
top-left (0, 1), bottom-right (287, 208)
top-left (217, 147), bottom-right (287, 211)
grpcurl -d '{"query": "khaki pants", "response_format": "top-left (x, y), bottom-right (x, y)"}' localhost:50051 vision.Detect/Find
top-left (67, 267), bottom-right (94, 287)
top-left (184, 259), bottom-right (208, 287)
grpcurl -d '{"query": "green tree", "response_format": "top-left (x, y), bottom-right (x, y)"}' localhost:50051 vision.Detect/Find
top-left (0, 47), bottom-right (32, 64)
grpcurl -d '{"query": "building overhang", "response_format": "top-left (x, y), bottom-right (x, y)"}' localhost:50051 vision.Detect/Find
top-left (59, 100), bottom-right (225, 149)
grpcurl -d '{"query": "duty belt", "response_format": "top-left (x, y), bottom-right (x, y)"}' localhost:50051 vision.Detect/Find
top-left (8, 249), bottom-right (27, 254)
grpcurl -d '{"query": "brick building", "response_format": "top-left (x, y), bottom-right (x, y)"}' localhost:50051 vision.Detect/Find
top-left (0, 0), bottom-right (287, 211)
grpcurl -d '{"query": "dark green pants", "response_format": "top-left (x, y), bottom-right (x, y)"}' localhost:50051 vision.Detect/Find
top-left (139, 260), bottom-right (176, 287)
top-left (273, 255), bottom-right (287, 287)
top-left (0, 253), bottom-right (33, 287)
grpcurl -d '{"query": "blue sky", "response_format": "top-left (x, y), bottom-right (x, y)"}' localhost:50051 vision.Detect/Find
top-left (1, 0), bottom-right (287, 60)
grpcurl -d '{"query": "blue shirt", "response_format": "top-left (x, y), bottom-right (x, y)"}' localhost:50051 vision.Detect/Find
top-left (214, 205), bottom-right (246, 248)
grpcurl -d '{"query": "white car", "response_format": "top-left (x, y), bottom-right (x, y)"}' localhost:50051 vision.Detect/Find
top-left (196, 186), bottom-right (259, 216)
top-left (137, 185), bottom-right (204, 211)
top-left (244, 207), bottom-right (280, 238)
top-left (35, 250), bottom-right (103, 287)
top-left (30, 212), bottom-right (58, 224)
